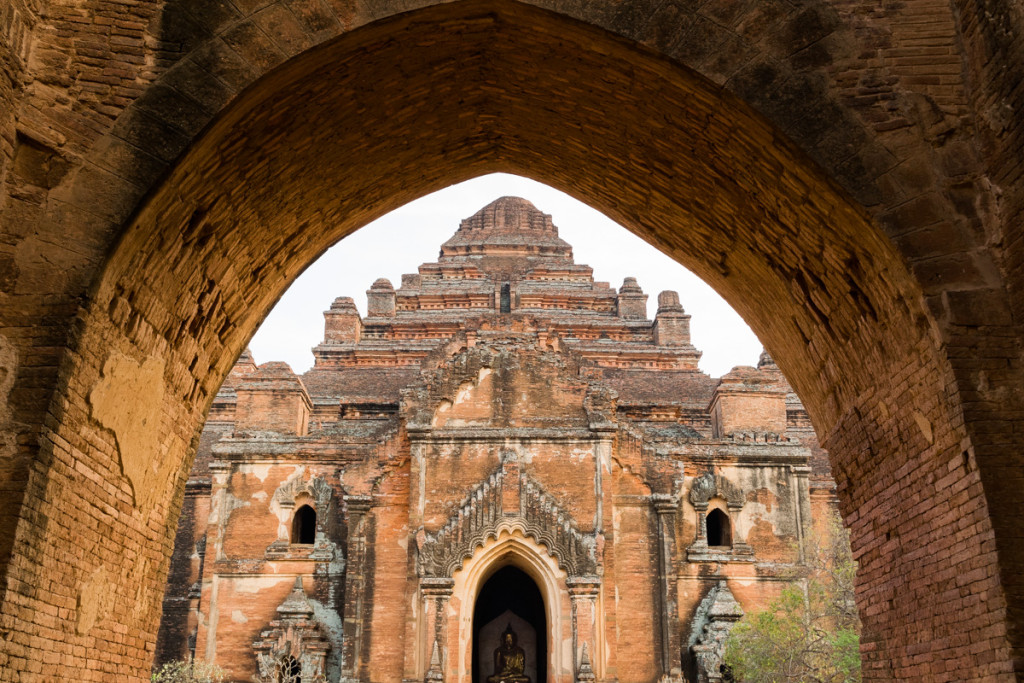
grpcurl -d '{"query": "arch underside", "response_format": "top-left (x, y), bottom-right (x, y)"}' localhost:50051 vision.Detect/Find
top-left (0, 1), bottom-right (1019, 680)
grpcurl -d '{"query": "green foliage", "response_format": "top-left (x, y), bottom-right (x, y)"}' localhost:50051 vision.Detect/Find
top-left (151, 657), bottom-right (226, 683)
top-left (723, 512), bottom-right (862, 683)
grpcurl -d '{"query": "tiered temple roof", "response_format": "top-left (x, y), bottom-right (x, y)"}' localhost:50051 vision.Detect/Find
top-left (306, 197), bottom-right (707, 410)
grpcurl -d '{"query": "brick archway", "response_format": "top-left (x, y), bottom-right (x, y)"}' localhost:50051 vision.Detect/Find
top-left (0, 1), bottom-right (1021, 680)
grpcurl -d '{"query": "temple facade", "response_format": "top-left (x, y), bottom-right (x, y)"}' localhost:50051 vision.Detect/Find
top-left (155, 197), bottom-right (837, 683)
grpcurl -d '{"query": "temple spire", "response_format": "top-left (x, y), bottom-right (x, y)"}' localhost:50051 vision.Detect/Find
top-left (457, 196), bottom-right (557, 235)
top-left (439, 196), bottom-right (573, 263)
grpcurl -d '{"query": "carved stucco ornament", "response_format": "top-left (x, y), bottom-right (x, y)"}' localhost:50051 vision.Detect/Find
top-left (417, 450), bottom-right (600, 579)
top-left (253, 577), bottom-right (330, 683)
top-left (583, 382), bottom-right (617, 431)
top-left (689, 473), bottom-right (717, 509)
top-left (274, 473), bottom-right (333, 509)
top-left (690, 580), bottom-right (743, 683)
top-left (688, 472), bottom-right (744, 510)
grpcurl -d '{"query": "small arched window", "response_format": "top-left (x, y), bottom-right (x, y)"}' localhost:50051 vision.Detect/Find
top-left (292, 504), bottom-right (317, 544)
top-left (706, 509), bottom-right (732, 547)
top-left (277, 655), bottom-right (301, 683)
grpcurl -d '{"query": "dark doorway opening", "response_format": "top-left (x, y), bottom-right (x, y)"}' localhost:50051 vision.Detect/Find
top-left (473, 565), bottom-right (547, 683)
top-left (292, 504), bottom-right (317, 544)
top-left (500, 283), bottom-right (512, 313)
top-left (706, 509), bottom-right (731, 547)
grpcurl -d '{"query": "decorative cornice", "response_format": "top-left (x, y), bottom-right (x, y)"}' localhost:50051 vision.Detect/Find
top-left (651, 493), bottom-right (679, 514)
top-left (344, 494), bottom-right (373, 514)
top-left (419, 577), bottom-right (455, 597)
top-left (566, 576), bottom-right (602, 597)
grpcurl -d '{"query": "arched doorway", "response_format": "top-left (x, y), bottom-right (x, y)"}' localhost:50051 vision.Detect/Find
top-left (449, 530), bottom-right (573, 683)
top-left (473, 566), bottom-right (547, 683)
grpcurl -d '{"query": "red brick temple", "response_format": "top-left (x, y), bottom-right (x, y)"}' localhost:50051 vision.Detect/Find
top-left (156, 197), bottom-right (836, 683)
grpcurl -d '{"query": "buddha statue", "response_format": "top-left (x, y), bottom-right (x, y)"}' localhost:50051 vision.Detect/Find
top-left (487, 625), bottom-right (530, 683)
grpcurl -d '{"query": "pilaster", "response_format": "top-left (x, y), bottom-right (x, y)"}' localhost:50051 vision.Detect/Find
top-left (420, 577), bottom-right (454, 683)
top-left (567, 576), bottom-right (601, 683)
top-left (341, 495), bottom-right (373, 683)
top-left (651, 494), bottom-right (682, 682)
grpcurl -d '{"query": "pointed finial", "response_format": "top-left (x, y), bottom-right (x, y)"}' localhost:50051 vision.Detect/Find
top-left (577, 642), bottom-right (596, 681)
top-left (275, 575), bottom-right (314, 617)
top-left (425, 640), bottom-right (444, 681)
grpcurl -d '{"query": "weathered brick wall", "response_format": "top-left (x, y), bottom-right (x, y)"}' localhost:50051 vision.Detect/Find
top-left (0, 1), bottom-right (33, 192)
top-left (174, 329), bottom-right (824, 682)
top-left (0, 0), bottom-right (39, 628)
top-left (153, 482), bottom-right (207, 670)
top-left (1, 0), bottom-right (1023, 680)
top-left (194, 573), bottom-right (301, 677)
top-left (608, 500), bottom-right (660, 682)
top-left (365, 478), bottom-right (410, 683)
top-left (948, 1), bottom-right (1024, 667)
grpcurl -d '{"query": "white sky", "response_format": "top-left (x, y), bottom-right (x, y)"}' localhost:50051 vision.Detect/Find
top-left (249, 173), bottom-right (763, 378)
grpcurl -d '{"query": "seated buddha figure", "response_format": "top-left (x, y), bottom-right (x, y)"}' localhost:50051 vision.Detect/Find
top-left (487, 625), bottom-right (530, 683)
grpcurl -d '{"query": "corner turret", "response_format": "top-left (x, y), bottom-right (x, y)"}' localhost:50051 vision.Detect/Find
top-left (323, 296), bottom-right (362, 343)
top-left (708, 363), bottom-right (787, 438)
top-left (617, 277), bottom-right (648, 320)
top-left (367, 278), bottom-right (396, 317)
top-left (234, 362), bottom-right (312, 436)
top-left (653, 290), bottom-right (691, 346)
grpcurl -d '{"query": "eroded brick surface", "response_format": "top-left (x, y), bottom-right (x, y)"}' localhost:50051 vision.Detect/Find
top-left (0, 1), bottom-right (1022, 680)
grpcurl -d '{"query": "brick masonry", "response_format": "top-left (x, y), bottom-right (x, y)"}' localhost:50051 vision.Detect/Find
top-left (0, 0), bottom-right (1022, 680)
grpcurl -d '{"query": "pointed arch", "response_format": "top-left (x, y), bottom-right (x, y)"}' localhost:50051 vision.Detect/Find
top-left (706, 509), bottom-right (732, 548)
top-left (451, 531), bottom-right (574, 683)
top-left (291, 505), bottom-right (317, 545)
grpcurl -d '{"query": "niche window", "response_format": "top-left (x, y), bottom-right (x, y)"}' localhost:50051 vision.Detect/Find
top-left (500, 282), bottom-right (511, 313)
top-left (292, 505), bottom-right (317, 545)
top-left (277, 655), bottom-right (301, 683)
top-left (706, 509), bottom-right (732, 548)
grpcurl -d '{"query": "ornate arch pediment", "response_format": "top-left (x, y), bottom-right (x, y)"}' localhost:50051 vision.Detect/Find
top-left (274, 473), bottom-right (333, 509)
top-left (267, 474), bottom-right (337, 561)
top-left (252, 578), bottom-right (330, 683)
top-left (688, 472), bottom-right (744, 510)
top-left (417, 451), bottom-right (600, 578)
